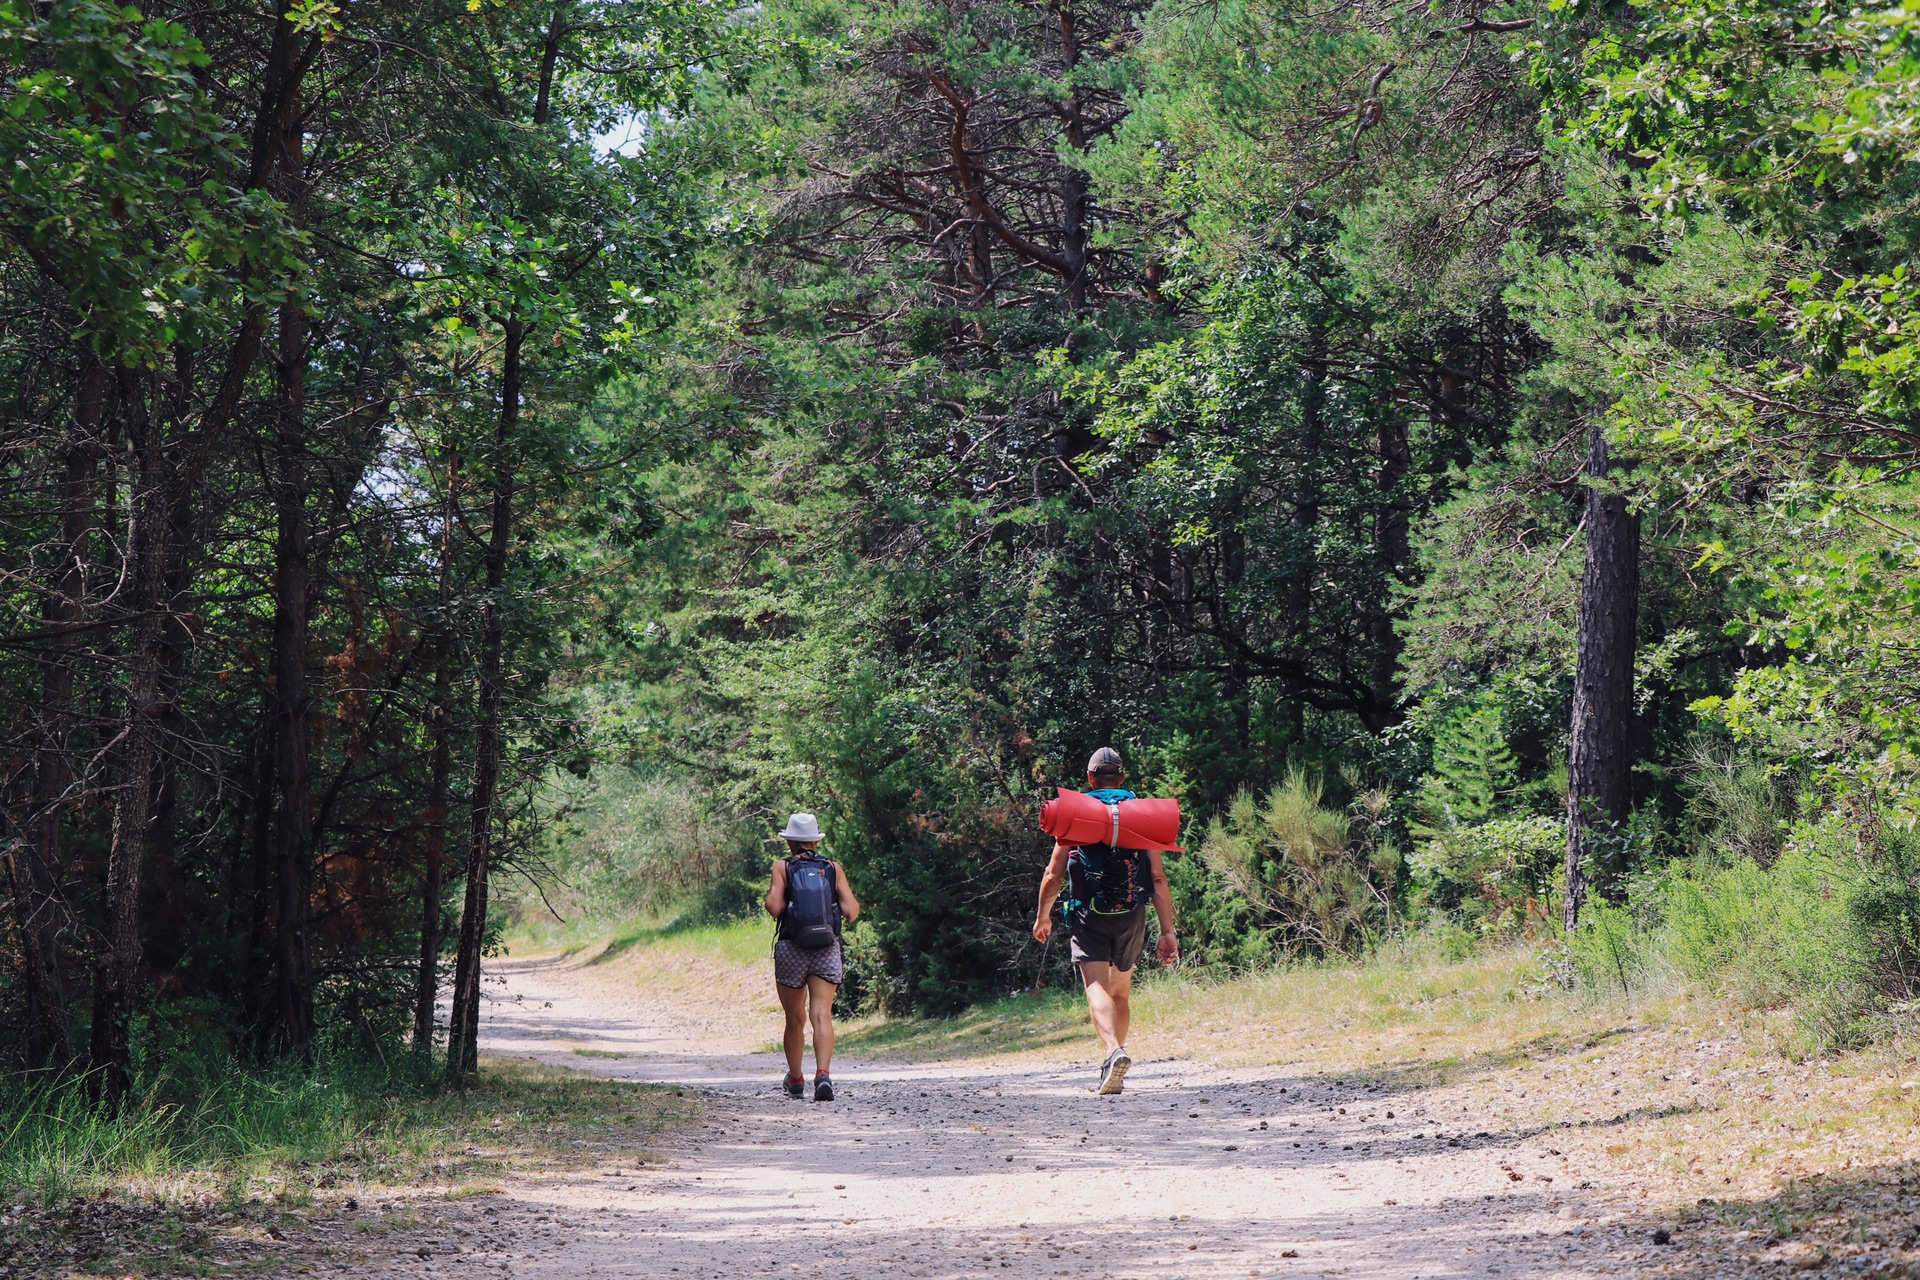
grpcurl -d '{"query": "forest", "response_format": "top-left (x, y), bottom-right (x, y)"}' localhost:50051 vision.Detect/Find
top-left (5, 0), bottom-right (1920, 1112)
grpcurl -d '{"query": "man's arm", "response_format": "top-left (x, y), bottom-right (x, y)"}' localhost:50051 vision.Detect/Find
top-left (1032, 842), bottom-right (1070, 942)
top-left (1146, 849), bottom-right (1178, 965)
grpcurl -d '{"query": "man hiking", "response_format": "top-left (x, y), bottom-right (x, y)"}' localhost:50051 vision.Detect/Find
top-left (765, 812), bottom-right (860, 1102)
top-left (1032, 748), bottom-right (1177, 1095)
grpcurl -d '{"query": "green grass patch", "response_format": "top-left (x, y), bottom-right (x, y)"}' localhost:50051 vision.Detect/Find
top-left (508, 910), bottom-right (769, 968)
top-left (0, 1054), bottom-right (698, 1278)
top-left (0, 1053), bottom-right (696, 1208)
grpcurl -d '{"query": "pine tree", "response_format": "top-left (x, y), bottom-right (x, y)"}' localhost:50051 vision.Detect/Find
top-left (1415, 701), bottom-right (1517, 834)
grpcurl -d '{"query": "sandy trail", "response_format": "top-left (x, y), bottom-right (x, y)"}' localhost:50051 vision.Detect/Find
top-left (465, 952), bottom-right (1658, 1280)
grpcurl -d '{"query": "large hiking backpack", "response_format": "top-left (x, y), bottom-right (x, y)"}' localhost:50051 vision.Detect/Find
top-left (1065, 842), bottom-right (1151, 917)
top-left (781, 854), bottom-right (840, 949)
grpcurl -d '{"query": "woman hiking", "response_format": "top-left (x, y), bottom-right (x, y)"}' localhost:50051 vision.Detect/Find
top-left (765, 812), bottom-right (860, 1101)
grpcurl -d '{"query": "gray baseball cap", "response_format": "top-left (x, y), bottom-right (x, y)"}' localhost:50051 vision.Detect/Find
top-left (1086, 747), bottom-right (1124, 774)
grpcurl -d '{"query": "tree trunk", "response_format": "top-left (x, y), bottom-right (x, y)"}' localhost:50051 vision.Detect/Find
top-left (10, 353), bottom-right (104, 1071)
top-left (445, 322), bottom-right (521, 1082)
top-left (269, 296), bottom-right (315, 1059)
top-left (266, 21), bottom-right (317, 1060)
top-left (1284, 347), bottom-right (1326, 746)
top-left (1365, 415), bottom-right (1413, 731)
top-left (1564, 421), bottom-right (1640, 931)
top-left (412, 451), bottom-right (459, 1066)
top-left (145, 480), bottom-right (200, 956)
top-left (89, 378), bottom-right (168, 1105)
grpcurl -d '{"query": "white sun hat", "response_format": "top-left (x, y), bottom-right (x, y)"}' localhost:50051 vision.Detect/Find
top-left (780, 812), bottom-right (824, 841)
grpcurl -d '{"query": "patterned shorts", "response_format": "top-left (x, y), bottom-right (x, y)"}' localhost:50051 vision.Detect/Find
top-left (774, 937), bottom-right (844, 988)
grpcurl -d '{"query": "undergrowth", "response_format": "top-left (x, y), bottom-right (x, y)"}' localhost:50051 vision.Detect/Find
top-left (1564, 815), bottom-right (1920, 1053)
top-left (0, 1051), bottom-right (693, 1208)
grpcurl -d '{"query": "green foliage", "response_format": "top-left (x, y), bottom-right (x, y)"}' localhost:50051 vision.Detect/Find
top-left (1566, 899), bottom-right (1648, 998)
top-left (515, 0), bottom-right (1920, 1044)
top-left (1558, 814), bottom-right (1920, 1051)
top-left (1194, 772), bottom-right (1399, 961)
top-left (0, 1047), bottom-right (687, 1207)
top-left (0, 1049), bottom-right (412, 1205)
top-left (0, 0), bottom-right (295, 357)
top-left (528, 765), bottom-right (763, 924)
top-left (1416, 700), bottom-right (1518, 832)
top-left (1683, 743), bottom-right (1795, 866)
top-left (1409, 815), bottom-right (1565, 937)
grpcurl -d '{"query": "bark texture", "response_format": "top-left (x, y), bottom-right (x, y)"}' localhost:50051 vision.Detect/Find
top-left (1564, 421), bottom-right (1641, 931)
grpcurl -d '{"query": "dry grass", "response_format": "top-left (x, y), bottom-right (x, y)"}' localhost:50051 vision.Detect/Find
top-left (508, 917), bottom-right (782, 1048)
top-left (837, 937), bottom-right (1616, 1073)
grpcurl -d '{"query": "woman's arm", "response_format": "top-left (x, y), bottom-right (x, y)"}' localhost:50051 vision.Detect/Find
top-left (764, 859), bottom-right (788, 919)
top-left (834, 864), bottom-right (860, 924)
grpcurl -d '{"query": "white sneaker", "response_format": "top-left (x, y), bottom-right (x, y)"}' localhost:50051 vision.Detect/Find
top-left (1096, 1047), bottom-right (1132, 1095)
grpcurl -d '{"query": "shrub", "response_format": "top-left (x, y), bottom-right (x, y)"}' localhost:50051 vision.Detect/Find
top-left (1683, 742), bottom-right (1796, 866)
top-left (1194, 771), bottom-right (1399, 960)
top-left (530, 765), bottom-right (763, 924)
top-left (1581, 813), bottom-right (1920, 1049)
top-left (1408, 814), bottom-right (1564, 936)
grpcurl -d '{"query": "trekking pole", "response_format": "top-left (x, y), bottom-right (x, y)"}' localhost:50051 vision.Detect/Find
top-left (1029, 933), bottom-right (1053, 999)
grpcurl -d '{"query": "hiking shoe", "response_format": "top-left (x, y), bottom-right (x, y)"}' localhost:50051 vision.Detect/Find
top-left (814, 1072), bottom-right (835, 1102)
top-left (1096, 1048), bottom-right (1131, 1095)
top-left (783, 1074), bottom-right (805, 1099)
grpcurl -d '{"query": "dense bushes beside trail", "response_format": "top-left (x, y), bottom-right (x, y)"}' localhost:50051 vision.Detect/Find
top-left (1563, 820), bottom-right (1920, 1053)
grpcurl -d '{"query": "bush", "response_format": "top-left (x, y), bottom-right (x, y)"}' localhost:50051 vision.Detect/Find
top-left (1191, 771), bottom-right (1400, 961)
top-left (1568, 813), bottom-right (1920, 1050)
top-left (1408, 814), bottom-right (1564, 936)
top-left (530, 765), bottom-right (763, 924)
top-left (1683, 742), bottom-right (1796, 867)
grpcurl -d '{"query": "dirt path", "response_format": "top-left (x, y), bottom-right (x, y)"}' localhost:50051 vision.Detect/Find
top-left (459, 952), bottom-right (1675, 1280)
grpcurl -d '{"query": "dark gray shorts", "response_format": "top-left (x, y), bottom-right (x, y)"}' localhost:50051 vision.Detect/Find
top-left (1069, 906), bottom-right (1148, 972)
top-left (774, 937), bottom-right (843, 988)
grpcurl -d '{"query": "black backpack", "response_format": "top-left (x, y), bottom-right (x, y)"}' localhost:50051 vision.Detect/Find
top-left (780, 854), bottom-right (841, 949)
top-left (1065, 843), bottom-right (1151, 917)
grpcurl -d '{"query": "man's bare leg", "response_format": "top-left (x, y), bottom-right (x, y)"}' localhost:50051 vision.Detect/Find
top-left (1107, 964), bottom-right (1134, 1049)
top-left (807, 976), bottom-right (837, 1074)
top-left (777, 982), bottom-right (808, 1080)
top-left (1079, 961), bottom-right (1123, 1055)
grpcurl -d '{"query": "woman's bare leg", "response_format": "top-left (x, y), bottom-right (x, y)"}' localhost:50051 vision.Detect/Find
top-left (777, 982), bottom-right (808, 1079)
top-left (806, 976), bottom-right (837, 1073)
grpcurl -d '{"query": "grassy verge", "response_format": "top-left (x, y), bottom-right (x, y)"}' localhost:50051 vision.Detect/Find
top-left (836, 935), bottom-right (1601, 1074)
top-left (0, 1053), bottom-right (696, 1277)
top-left (505, 912), bottom-right (781, 1047)
top-left (507, 910), bottom-right (769, 967)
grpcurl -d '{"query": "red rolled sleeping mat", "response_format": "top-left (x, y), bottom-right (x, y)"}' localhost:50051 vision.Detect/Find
top-left (1038, 788), bottom-right (1183, 852)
